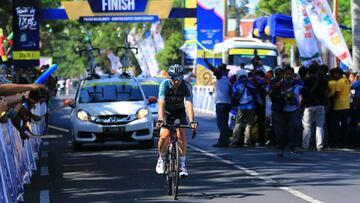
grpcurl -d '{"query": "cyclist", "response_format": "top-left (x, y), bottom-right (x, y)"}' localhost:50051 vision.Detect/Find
top-left (155, 64), bottom-right (198, 178)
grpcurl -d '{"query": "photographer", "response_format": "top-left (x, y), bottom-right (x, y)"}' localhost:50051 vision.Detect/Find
top-left (269, 67), bottom-right (304, 157)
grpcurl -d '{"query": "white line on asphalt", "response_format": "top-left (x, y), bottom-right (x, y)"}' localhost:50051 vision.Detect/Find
top-left (41, 151), bottom-right (48, 158)
top-left (40, 190), bottom-right (50, 203)
top-left (41, 167), bottom-right (49, 176)
top-left (189, 144), bottom-right (324, 203)
top-left (48, 125), bottom-right (70, 133)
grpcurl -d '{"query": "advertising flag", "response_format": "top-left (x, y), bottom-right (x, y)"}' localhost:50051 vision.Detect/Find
top-left (292, 0), bottom-right (322, 66)
top-left (305, 0), bottom-right (352, 69)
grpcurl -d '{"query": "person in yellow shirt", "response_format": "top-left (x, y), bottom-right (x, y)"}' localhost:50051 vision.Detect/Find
top-left (329, 68), bottom-right (351, 147)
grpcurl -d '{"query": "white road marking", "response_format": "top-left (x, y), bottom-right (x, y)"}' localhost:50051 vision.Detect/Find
top-left (41, 151), bottom-right (48, 158)
top-left (189, 144), bottom-right (324, 203)
top-left (48, 125), bottom-right (70, 133)
top-left (40, 190), bottom-right (50, 203)
top-left (41, 167), bottom-right (49, 176)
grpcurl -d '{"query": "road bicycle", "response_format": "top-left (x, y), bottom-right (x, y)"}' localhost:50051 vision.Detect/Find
top-left (160, 120), bottom-right (197, 200)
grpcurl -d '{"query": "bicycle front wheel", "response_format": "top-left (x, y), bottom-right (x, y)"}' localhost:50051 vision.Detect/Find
top-left (172, 142), bottom-right (180, 200)
top-left (165, 151), bottom-right (172, 196)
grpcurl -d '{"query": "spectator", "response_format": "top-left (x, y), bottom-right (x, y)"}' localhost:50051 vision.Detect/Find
top-left (300, 64), bottom-right (328, 151)
top-left (229, 69), bottom-right (255, 147)
top-left (270, 67), bottom-right (303, 157)
top-left (298, 65), bottom-right (308, 80)
top-left (65, 78), bottom-right (71, 96)
top-left (0, 96), bottom-right (8, 123)
top-left (248, 70), bottom-right (267, 146)
top-left (245, 55), bottom-right (266, 77)
top-left (268, 67), bottom-right (285, 146)
top-left (350, 74), bottom-right (360, 147)
top-left (204, 58), bottom-right (232, 147)
top-left (329, 68), bottom-right (351, 147)
top-left (57, 78), bottom-right (65, 96)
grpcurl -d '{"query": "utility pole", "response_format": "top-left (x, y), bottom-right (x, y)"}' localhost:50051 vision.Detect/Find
top-left (235, 0), bottom-right (241, 37)
top-left (321, 0), bottom-right (334, 69)
top-left (352, 0), bottom-right (360, 72)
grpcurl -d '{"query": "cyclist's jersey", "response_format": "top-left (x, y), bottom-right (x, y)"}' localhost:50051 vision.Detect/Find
top-left (158, 79), bottom-right (193, 113)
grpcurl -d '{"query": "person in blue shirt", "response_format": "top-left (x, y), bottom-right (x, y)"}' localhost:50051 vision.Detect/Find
top-left (155, 64), bottom-right (198, 178)
top-left (229, 69), bottom-right (256, 147)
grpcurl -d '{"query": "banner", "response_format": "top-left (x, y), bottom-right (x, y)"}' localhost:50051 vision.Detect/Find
top-left (12, 0), bottom-right (40, 69)
top-left (196, 0), bottom-right (225, 85)
top-left (292, 0), bottom-right (322, 66)
top-left (305, 0), bottom-right (352, 69)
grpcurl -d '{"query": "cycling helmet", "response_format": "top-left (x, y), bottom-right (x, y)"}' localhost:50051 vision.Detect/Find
top-left (167, 64), bottom-right (184, 76)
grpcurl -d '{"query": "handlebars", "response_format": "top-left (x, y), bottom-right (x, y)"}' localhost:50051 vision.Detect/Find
top-left (157, 122), bottom-right (198, 139)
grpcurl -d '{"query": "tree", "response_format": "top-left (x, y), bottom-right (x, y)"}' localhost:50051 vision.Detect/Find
top-left (258, 0), bottom-right (291, 15)
top-left (352, 0), bottom-right (360, 71)
top-left (156, 32), bottom-right (183, 71)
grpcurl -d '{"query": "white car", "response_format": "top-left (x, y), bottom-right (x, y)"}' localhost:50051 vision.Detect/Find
top-left (68, 74), bottom-right (155, 150)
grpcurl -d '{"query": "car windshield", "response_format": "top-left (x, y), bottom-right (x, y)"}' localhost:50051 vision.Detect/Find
top-left (229, 55), bottom-right (277, 68)
top-left (227, 49), bottom-right (278, 68)
top-left (78, 83), bottom-right (144, 103)
top-left (141, 85), bottom-right (159, 98)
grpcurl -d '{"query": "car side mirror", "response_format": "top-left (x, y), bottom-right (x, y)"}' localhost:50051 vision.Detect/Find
top-left (64, 98), bottom-right (75, 108)
top-left (148, 96), bottom-right (157, 105)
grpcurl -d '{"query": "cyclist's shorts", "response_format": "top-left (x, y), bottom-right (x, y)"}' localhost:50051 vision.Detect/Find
top-left (165, 108), bottom-right (188, 126)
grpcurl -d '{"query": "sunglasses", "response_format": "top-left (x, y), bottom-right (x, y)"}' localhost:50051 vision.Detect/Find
top-left (170, 75), bottom-right (183, 81)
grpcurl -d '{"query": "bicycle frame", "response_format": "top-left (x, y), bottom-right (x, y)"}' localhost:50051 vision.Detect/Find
top-left (160, 123), bottom-right (195, 200)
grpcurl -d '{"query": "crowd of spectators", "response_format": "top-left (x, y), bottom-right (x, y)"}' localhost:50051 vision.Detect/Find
top-left (204, 56), bottom-right (360, 156)
top-left (0, 65), bottom-right (55, 141)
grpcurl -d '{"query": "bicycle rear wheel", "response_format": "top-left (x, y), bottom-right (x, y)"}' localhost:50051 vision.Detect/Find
top-left (172, 142), bottom-right (180, 200)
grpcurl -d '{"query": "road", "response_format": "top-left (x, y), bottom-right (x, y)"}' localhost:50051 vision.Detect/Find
top-left (24, 97), bottom-right (360, 203)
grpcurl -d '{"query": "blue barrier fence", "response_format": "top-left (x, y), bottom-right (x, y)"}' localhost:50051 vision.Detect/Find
top-left (0, 103), bottom-right (46, 203)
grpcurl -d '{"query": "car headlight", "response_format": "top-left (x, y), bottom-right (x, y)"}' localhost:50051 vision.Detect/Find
top-left (136, 108), bottom-right (148, 119)
top-left (77, 110), bottom-right (91, 121)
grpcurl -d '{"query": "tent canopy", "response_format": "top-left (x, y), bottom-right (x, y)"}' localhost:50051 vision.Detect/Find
top-left (253, 13), bottom-right (295, 44)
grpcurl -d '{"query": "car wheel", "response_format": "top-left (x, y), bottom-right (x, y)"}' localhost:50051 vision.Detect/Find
top-left (73, 142), bottom-right (82, 151)
top-left (140, 139), bottom-right (154, 149)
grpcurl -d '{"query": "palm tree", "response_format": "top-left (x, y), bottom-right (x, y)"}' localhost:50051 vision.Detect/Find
top-left (352, 0), bottom-right (360, 72)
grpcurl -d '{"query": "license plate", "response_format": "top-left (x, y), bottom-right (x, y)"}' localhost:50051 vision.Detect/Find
top-left (103, 126), bottom-right (125, 133)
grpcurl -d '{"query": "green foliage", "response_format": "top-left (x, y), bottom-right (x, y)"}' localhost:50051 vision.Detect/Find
top-left (338, 0), bottom-right (352, 48)
top-left (258, 0), bottom-right (291, 15)
top-left (156, 32), bottom-right (184, 71)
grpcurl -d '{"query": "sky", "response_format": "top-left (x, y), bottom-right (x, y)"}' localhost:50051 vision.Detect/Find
top-left (248, 0), bottom-right (259, 14)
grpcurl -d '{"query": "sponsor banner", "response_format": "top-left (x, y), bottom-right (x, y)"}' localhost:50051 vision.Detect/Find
top-left (62, 0), bottom-right (174, 20)
top-left (88, 0), bottom-right (148, 13)
top-left (79, 15), bottom-right (159, 23)
top-left (13, 51), bottom-right (40, 60)
top-left (305, 0), bottom-right (352, 69)
top-left (292, 0), bottom-right (323, 66)
top-left (13, 0), bottom-right (40, 68)
top-left (196, 0), bottom-right (225, 73)
top-left (196, 64), bottom-right (213, 86)
top-left (184, 0), bottom-right (197, 66)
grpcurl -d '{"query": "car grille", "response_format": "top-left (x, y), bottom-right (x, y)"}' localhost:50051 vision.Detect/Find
top-left (93, 115), bottom-right (131, 125)
top-left (93, 129), bottom-right (150, 141)
top-left (94, 131), bottom-right (134, 141)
